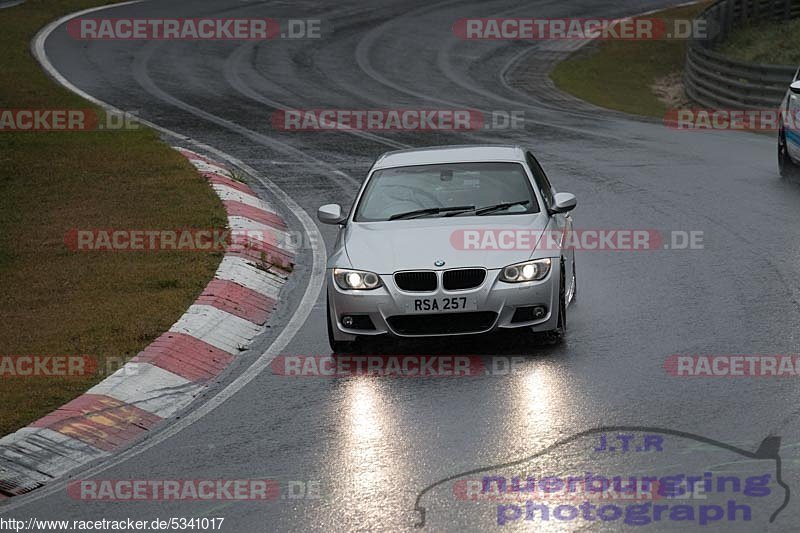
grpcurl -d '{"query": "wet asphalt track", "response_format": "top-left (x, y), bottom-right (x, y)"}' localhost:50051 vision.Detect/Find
top-left (4, 0), bottom-right (800, 531)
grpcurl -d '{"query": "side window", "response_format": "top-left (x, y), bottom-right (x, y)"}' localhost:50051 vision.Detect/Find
top-left (526, 152), bottom-right (555, 210)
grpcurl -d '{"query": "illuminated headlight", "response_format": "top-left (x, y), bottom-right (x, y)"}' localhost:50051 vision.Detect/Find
top-left (499, 259), bottom-right (551, 283)
top-left (333, 268), bottom-right (383, 290)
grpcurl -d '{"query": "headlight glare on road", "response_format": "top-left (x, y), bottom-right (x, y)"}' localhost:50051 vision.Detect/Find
top-left (500, 258), bottom-right (551, 283)
top-left (334, 268), bottom-right (383, 290)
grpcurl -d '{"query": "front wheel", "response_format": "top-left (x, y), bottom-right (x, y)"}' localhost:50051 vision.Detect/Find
top-left (542, 259), bottom-right (567, 343)
top-left (569, 256), bottom-right (577, 304)
top-left (779, 128), bottom-right (798, 178)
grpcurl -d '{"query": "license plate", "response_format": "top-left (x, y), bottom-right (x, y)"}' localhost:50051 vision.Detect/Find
top-left (406, 296), bottom-right (477, 313)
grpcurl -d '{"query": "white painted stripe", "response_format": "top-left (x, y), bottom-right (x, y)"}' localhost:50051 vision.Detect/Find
top-left (169, 304), bottom-right (264, 353)
top-left (0, 461), bottom-right (50, 490)
top-left (0, 0), bottom-right (27, 9)
top-left (186, 158), bottom-right (229, 176)
top-left (0, 428), bottom-right (108, 479)
top-left (176, 148), bottom-right (205, 158)
top-left (87, 363), bottom-right (202, 419)
top-left (214, 255), bottom-right (285, 298)
top-left (228, 215), bottom-right (299, 252)
top-left (212, 183), bottom-right (275, 211)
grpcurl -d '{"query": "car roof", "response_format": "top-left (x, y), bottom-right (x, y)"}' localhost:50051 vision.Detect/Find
top-left (372, 145), bottom-right (528, 170)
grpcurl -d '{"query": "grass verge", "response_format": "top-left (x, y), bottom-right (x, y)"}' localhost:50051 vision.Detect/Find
top-left (550, 2), bottom-right (712, 117)
top-left (716, 18), bottom-right (800, 66)
top-left (0, 1), bottom-right (227, 435)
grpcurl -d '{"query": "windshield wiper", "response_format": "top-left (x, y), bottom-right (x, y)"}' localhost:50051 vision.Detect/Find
top-left (388, 205), bottom-right (474, 220)
top-left (475, 200), bottom-right (529, 216)
top-left (446, 200), bottom-right (530, 217)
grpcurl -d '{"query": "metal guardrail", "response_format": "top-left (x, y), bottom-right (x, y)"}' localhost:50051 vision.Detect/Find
top-left (685, 0), bottom-right (799, 109)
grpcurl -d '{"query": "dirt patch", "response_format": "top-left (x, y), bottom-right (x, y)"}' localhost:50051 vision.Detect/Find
top-left (651, 72), bottom-right (692, 109)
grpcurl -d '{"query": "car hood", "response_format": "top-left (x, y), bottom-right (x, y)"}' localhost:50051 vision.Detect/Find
top-left (342, 214), bottom-right (551, 273)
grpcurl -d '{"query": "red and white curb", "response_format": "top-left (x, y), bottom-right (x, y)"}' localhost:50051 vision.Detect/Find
top-left (0, 148), bottom-right (295, 498)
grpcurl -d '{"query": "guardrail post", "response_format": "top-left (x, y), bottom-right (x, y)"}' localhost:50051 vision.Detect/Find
top-left (720, 0), bottom-right (731, 44)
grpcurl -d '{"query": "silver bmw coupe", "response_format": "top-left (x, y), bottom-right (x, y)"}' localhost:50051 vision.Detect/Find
top-left (317, 145), bottom-right (577, 352)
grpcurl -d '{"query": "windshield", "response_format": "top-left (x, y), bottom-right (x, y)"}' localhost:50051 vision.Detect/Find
top-left (353, 162), bottom-right (539, 222)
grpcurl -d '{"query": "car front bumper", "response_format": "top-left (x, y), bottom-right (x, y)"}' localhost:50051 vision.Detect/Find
top-left (327, 263), bottom-right (561, 341)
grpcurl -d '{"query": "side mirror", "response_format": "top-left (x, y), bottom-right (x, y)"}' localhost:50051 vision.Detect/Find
top-left (551, 192), bottom-right (577, 214)
top-left (791, 81), bottom-right (800, 95)
top-left (317, 203), bottom-right (346, 225)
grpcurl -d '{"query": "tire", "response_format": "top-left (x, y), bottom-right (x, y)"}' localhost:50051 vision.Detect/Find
top-left (570, 256), bottom-right (577, 304)
top-left (779, 128), bottom-right (798, 178)
top-left (327, 296), bottom-right (356, 353)
top-left (542, 259), bottom-right (567, 343)
top-left (556, 263), bottom-right (567, 333)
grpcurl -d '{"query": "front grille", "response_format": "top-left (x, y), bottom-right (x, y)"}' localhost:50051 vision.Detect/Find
top-left (443, 268), bottom-right (486, 290)
top-left (387, 312), bottom-right (497, 335)
top-left (394, 271), bottom-right (437, 292)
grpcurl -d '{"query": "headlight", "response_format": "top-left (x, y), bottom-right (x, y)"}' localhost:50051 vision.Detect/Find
top-left (499, 259), bottom-right (551, 283)
top-left (333, 268), bottom-right (383, 290)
